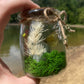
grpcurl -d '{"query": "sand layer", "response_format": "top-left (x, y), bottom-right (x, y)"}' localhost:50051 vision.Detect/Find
top-left (40, 45), bottom-right (84, 84)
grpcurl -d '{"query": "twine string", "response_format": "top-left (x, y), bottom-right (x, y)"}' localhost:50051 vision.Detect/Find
top-left (43, 8), bottom-right (74, 46)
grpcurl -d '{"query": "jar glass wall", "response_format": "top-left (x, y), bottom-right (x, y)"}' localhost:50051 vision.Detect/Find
top-left (20, 8), bottom-right (67, 78)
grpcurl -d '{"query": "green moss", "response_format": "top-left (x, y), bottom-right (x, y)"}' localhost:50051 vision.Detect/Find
top-left (24, 50), bottom-right (66, 77)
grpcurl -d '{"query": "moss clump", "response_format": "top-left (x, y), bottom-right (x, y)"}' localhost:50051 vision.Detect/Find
top-left (24, 50), bottom-right (66, 77)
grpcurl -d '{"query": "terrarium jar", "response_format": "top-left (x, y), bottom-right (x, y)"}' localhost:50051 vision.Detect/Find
top-left (19, 7), bottom-right (67, 78)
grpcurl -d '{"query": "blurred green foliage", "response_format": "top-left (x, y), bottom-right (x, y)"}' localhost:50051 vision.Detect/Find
top-left (10, 0), bottom-right (84, 24)
top-left (9, 13), bottom-right (18, 23)
top-left (24, 50), bottom-right (66, 77)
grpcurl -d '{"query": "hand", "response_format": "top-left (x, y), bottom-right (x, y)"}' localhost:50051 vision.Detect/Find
top-left (0, 58), bottom-right (40, 84)
top-left (0, 0), bottom-right (40, 46)
top-left (0, 0), bottom-right (40, 84)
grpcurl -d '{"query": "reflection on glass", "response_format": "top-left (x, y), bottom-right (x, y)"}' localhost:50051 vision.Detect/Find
top-left (0, 25), bottom-right (25, 76)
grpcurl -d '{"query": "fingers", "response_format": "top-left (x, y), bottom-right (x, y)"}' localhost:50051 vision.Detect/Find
top-left (6, 0), bottom-right (40, 14)
top-left (20, 75), bottom-right (40, 84)
top-left (0, 58), bottom-right (11, 73)
top-left (26, 74), bottom-right (40, 84)
top-left (24, 0), bottom-right (40, 9)
top-left (0, 0), bottom-right (40, 36)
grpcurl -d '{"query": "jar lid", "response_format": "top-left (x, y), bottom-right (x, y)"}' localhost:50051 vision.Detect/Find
top-left (20, 7), bottom-right (63, 23)
top-left (21, 8), bottom-right (56, 18)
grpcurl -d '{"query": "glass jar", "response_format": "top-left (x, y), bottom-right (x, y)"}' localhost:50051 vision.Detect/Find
top-left (19, 7), bottom-right (67, 78)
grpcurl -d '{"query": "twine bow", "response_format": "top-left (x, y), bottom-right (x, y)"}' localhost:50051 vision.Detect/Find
top-left (43, 7), bottom-right (75, 47)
